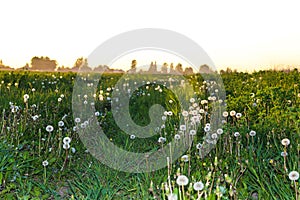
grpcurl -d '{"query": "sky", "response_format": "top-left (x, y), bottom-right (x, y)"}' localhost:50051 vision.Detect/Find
top-left (1, 0), bottom-right (300, 72)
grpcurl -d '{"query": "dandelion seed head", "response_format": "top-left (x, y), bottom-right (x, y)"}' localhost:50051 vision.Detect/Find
top-left (42, 160), bottom-right (48, 167)
top-left (288, 171), bottom-right (299, 181)
top-left (193, 181), bottom-right (204, 191)
top-left (46, 125), bottom-right (54, 132)
top-left (63, 143), bottom-right (70, 150)
top-left (176, 175), bottom-right (189, 186)
top-left (281, 138), bottom-right (290, 146)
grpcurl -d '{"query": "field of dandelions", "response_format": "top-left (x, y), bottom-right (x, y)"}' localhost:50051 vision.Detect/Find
top-left (0, 70), bottom-right (299, 200)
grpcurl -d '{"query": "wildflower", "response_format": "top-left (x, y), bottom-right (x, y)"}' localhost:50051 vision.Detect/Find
top-left (189, 130), bottom-right (196, 136)
top-left (130, 135), bottom-right (136, 140)
top-left (182, 111), bottom-right (189, 117)
top-left (63, 143), bottom-right (70, 150)
top-left (46, 125), bottom-right (54, 132)
top-left (95, 111), bottom-right (100, 117)
top-left (230, 110), bottom-right (236, 116)
top-left (236, 113), bottom-right (242, 118)
top-left (249, 130), bottom-right (256, 137)
top-left (158, 137), bottom-right (166, 143)
top-left (196, 143), bottom-right (202, 149)
top-left (167, 111), bottom-right (173, 116)
top-left (174, 134), bottom-right (181, 140)
top-left (71, 147), bottom-right (76, 153)
top-left (180, 125), bottom-right (186, 131)
top-left (281, 138), bottom-right (290, 146)
top-left (217, 128), bottom-right (223, 135)
top-left (234, 132), bottom-right (240, 137)
top-left (211, 133), bottom-right (218, 139)
top-left (288, 171), bottom-right (299, 181)
top-left (193, 181), bottom-right (204, 191)
top-left (204, 126), bottom-right (210, 132)
top-left (162, 116), bottom-right (167, 121)
top-left (190, 98), bottom-right (195, 103)
top-left (74, 117), bottom-right (81, 123)
top-left (32, 115), bottom-right (39, 121)
top-left (167, 193), bottom-right (178, 200)
top-left (42, 160), bottom-right (48, 167)
top-left (58, 121), bottom-right (64, 127)
top-left (223, 111), bottom-right (228, 117)
top-left (58, 97), bottom-right (62, 102)
top-left (63, 137), bottom-right (71, 144)
top-left (23, 94), bottom-right (29, 102)
top-left (176, 175), bottom-right (189, 186)
top-left (281, 152), bottom-right (288, 157)
top-left (181, 155), bottom-right (189, 162)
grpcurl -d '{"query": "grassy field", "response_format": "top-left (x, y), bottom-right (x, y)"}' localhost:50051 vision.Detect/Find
top-left (0, 70), bottom-right (299, 199)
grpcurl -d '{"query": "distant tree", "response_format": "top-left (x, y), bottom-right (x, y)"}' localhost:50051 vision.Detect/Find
top-left (31, 56), bottom-right (57, 71)
top-left (169, 63), bottom-right (177, 74)
top-left (161, 62), bottom-right (168, 74)
top-left (225, 67), bottom-right (233, 73)
top-left (127, 59), bottom-right (137, 73)
top-left (71, 57), bottom-right (91, 71)
top-left (94, 65), bottom-right (109, 72)
top-left (175, 63), bottom-right (183, 73)
top-left (184, 67), bottom-right (194, 75)
top-left (148, 61), bottom-right (157, 73)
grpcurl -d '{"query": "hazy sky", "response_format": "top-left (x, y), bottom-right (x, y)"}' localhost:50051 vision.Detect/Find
top-left (1, 0), bottom-right (300, 72)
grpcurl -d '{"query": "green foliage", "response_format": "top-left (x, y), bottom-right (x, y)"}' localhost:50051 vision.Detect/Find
top-left (0, 71), bottom-right (299, 199)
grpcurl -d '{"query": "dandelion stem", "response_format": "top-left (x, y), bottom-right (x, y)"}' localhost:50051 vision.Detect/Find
top-left (295, 181), bottom-right (298, 200)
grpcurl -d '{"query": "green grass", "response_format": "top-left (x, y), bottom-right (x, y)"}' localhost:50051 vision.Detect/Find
top-left (0, 70), bottom-right (299, 199)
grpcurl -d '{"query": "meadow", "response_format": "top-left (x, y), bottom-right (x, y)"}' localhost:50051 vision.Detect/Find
top-left (0, 70), bottom-right (299, 200)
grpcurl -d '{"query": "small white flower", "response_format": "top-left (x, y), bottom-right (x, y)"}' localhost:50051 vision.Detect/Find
top-left (167, 111), bottom-right (173, 116)
top-left (167, 193), bottom-right (178, 200)
top-left (95, 111), bottom-right (100, 116)
top-left (130, 135), bottom-right (136, 140)
top-left (217, 128), bottom-right (223, 135)
top-left (249, 130), bottom-right (256, 137)
top-left (23, 94), bottom-right (29, 102)
top-left (46, 125), bottom-right (54, 132)
top-left (180, 125), bottom-right (186, 131)
top-left (234, 132), bottom-right (240, 137)
top-left (204, 126), bottom-right (210, 132)
top-left (71, 147), bottom-right (76, 153)
top-left (181, 155), bottom-right (189, 162)
top-left (281, 152), bottom-right (288, 157)
top-left (211, 133), bottom-right (218, 139)
top-left (174, 134), bottom-right (181, 140)
top-left (281, 138), bottom-right (290, 146)
top-left (193, 181), bottom-right (204, 191)
top-left (42, 160), bottom-right (48, 167)
top-left (162, 116), bottom-right (167, 121)
top-left (32, 115), bottom-right (39, 121)
top-left (176, 175), bottom-right (189, 186)
top-left (236, 113), bottom-right (242, 118)
top-left (230, 110), bottom-right (236, 117)
top-left (196, 143), bottom-right (202, 149)
top-left (158, 137), bottom-right (166, 143)
top-left (58, 121), bottom-right (64, 127)
top-left (190, 98), bottom-right (195, 103)
top-left (182, 111), bottom-right (189, 117)
top-left (58, 97), bottom-right (62, 102)
top-left (63, 137), bottom-right (71, 144)
top-left (189, 130), bottom-right (196, 136)
top-left (63, 143), bottom-right (70, 150)
top-left (75, 118), bottom-right (81, 123)
top-left (288, 171), bottom-right (299, 181)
